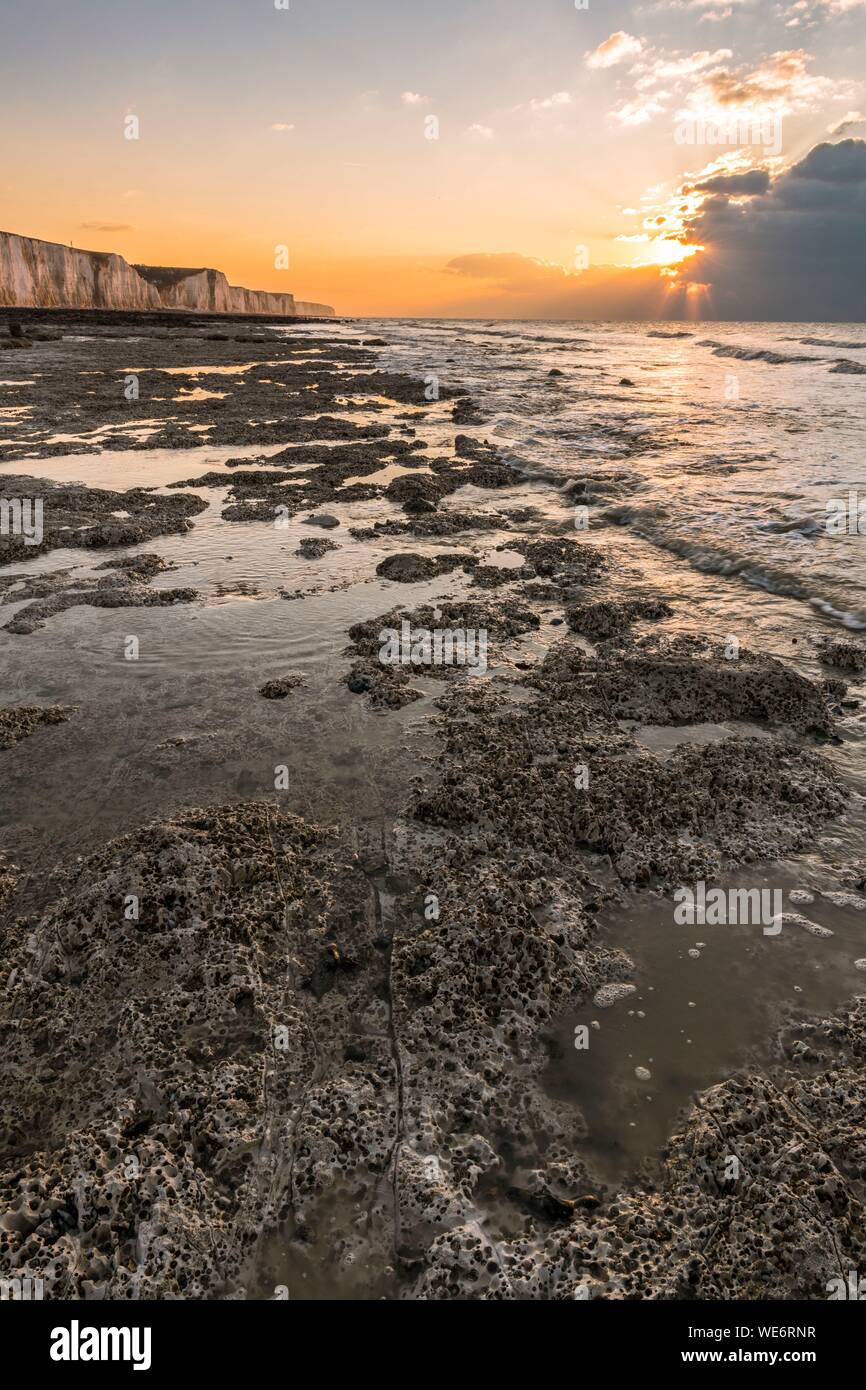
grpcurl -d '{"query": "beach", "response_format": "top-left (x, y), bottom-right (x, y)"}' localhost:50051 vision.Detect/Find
top-left (1, 309), bottom-right (866, 1300)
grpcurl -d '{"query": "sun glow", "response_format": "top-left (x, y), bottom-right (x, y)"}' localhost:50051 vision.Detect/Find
top-left (635, 239), bottom-right (702, 267)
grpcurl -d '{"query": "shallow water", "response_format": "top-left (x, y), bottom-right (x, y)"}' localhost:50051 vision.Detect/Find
top-left (300, 319), bottom-right (866, 628)
top-left (2, 318), bottom-right (866, 1184)
top-left (546, 863), bottom-right (866, 1183)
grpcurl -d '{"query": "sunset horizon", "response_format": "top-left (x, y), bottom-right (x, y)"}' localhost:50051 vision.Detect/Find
top-left (4, 0), bottom-right (866, 319)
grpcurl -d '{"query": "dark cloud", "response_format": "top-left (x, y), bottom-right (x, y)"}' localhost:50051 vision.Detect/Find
top-left (679, 139), bottom-right (866, 318)
top-left (442, 140), bottom-right (866, 321)
top-left (692, 169), bottom-right (771, 195)
top-left (789, 138), bottom-right (866, 182)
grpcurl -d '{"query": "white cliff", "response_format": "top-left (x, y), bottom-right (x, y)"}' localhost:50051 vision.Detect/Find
top-left (134, 265), bottom-right (298, 315)
top-left (294, 300), bottom-right (335, 317)
top-left (0, 231), bottom-right (334, 317)
top-left (0, 232), bottom-right (162, 311)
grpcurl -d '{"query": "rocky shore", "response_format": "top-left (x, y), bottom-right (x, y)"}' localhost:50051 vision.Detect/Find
top-left (1, 312), bottom-right (864, 1300)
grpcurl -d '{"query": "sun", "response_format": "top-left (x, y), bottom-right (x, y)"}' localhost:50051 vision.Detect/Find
top-left (635, 238), bottom-right (702, 268)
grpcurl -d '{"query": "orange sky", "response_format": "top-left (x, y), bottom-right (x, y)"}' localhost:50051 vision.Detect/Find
top-left (1, 0), bottom-right (863, 316)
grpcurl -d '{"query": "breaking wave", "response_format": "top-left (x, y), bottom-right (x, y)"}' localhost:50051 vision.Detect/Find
top-left (697, 340), bottom-right (819, 365)
top-left (797, 337), bottom-right (866, 350)
top-left (699, 339), bottom-right (866, 374)
top-left (601, 502), bottom-right (866, 629)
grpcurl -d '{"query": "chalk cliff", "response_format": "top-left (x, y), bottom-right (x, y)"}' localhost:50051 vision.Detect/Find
top-left (0, 231), bottom-right (333, 317)
top-left (133, 265), bottom-right (298, 315)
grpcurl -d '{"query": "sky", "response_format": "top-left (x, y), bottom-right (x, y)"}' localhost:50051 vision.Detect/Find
top-left (1, 0), bottom-right (865, 318)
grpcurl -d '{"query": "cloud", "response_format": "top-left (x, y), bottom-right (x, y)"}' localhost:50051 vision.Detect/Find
top-left (828, 110), bottom-right (866, 135)
top-left (789, 0), bottom-right (866, 12)
top-left (437, 138), bottom-right (866, 321)
top-left (689, 49), bottom-right (844, 116)
top-left (466, 123), bottom-right (494, 139)
top-left (602, 41), bottom-right (849, 130)
top-left (662, 0), bottom-right (750, 18)
top-left (401, 91), bottom-right (430, 106)
top-left (677, 138), bottom-right (866, 317)
top-left (270, 123), bottom-right (295, 132)
top-left (79, 222), bottom-right (133, 232)
top-left (586, 31), bottom-right (644, 69)
top-left (446, 253), bottom-right (575, 293)
top-left (527, 91), bottom-right (572, 111)
top-left (790, 137), bottom-right (866, 179)
top-left (633, 49), bottom-right (732, 90)
top-left (692, 168), bottom-right (771, 193)
top-left (442, 252), bottom-right (675, 317)
top-left (613, 97), bottom-right (669, 126)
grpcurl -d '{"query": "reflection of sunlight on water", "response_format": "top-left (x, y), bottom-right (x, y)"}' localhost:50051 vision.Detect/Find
top-left (350, 317), bottom-right (866, 628)
top-left (1, 442), bottom-right (268, 490)
top-left (172, 387), bottom-right (228, 402)
top-left (123, 360), bottom-right (288, 375)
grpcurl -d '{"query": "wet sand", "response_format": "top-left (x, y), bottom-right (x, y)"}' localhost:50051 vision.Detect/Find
top-left (1, 310), bottom-right (865, 1300)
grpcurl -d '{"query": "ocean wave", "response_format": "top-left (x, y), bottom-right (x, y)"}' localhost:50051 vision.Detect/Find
top-left (697, 340), bottom-right (818, 365)
top-left (698, 339), bottom-right (866, 374)
top-left (676, 453), bottom-right (773, 477)
top-left (600, 502), bottom-right (866, 628)
top-left (560, 469), bottom-right (645, 501)
top-left (829, 359), bottom-right (866, 375)
top-left (647, 330), bottom-right (694, 339)
top-left (759, 515), bottom-right (822, 537)
top-left (809, 598), bottom-right (866, 629)
top-left (798, 337), bottom-right (866, 350)
top-left (524, 334), bottom-right (593, 345)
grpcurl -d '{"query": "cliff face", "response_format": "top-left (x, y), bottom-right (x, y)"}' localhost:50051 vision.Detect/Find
top-left (0, 233), bottom-right (162, 311)
top-left (295, 300), bottom-right (335, 317)
top-left (0, 231), bottom-right (333, 316)
top-left (134, 265), bottom-right (298, 316)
